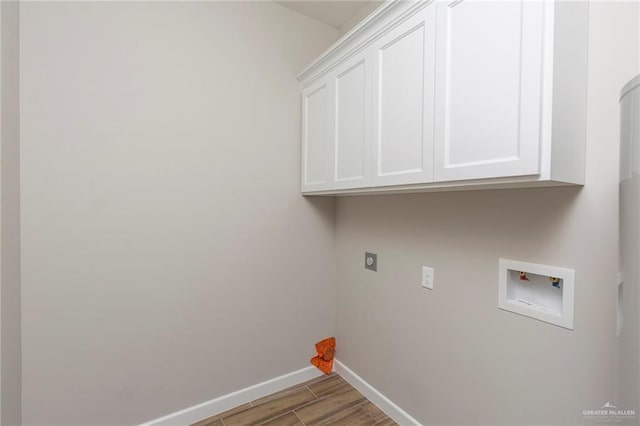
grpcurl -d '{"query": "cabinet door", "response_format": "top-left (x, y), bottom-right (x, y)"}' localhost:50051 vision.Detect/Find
top-left (434, 0), bottom-right (544, 182)
top-left (301, 78), bottom-right (333, 192)
top-left (370, 4), bottom-right (436, 187)
top-left (331, 51), bottom-right (372, 190)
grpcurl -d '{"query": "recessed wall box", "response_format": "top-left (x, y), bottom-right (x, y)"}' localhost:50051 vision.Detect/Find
top-left (498, 259), bottom-right (575, 330)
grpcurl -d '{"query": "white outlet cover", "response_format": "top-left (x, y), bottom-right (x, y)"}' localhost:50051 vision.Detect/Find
top-left (422, 266), bottom-right (434, 290)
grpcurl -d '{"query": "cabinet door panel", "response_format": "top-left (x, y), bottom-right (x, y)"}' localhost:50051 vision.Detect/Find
top-left (371, 5), bottom-right (436, 186)
top-left (434, 0), bottom-right (544, 181)
top-left (333, 53), bottom-right (371, 189)
top-left (302, 81), bottom-right (332, 191)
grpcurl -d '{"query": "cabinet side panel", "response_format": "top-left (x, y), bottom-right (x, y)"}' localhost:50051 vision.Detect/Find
top-left (549, 1), bottom-right (588, 184)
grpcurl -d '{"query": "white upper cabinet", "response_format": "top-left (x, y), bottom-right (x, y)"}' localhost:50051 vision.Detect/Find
top-left (434, 0), bottom-right (543, 182)
top-left (371, 5), bottom-right (435, 186)
top-left (298, 0), bottom-right (589, 195)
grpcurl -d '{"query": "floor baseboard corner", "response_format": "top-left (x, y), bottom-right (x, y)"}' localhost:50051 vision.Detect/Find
top-left (334, 358), bottom-right (422, 426)
top-left (139, 366), bottom-right (324, 426)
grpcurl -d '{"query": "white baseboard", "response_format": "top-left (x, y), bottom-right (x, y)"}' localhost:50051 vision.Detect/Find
top-left (139, 366), bottom-right (323, 426)
top-left (334, 359), bottom-right (422, 426)
top-left (140, 360), bottom-right (421, 426)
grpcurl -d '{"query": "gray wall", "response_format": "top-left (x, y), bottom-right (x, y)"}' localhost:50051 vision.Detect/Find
top-left (1, 1), bottom-right (21, 425)
top-left (19, 3), bottom-right (338, 424)
top-left (338, 1), bottom-right (384, 36)
top-left (335, 2), bottom-right (640, 425)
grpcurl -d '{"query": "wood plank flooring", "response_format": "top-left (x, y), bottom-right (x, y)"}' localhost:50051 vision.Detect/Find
top-left (191, 373), bottom-right (398, 426)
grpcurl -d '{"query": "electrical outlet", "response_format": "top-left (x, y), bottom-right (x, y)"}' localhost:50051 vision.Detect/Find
top-left (365, 252), bottom-right (377, 271)
top-left (422, 266), bottom-right (434, 289)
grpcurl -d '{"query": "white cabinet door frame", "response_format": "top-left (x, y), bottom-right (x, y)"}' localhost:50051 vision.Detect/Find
top-left (433, 0), bottom-right (545, 182)
top-left (301, 78), bottom-right (333, 192)
top-left (331, 50), bottom-right (372, 190)
top-left (370, 4), bottom-right (436, 187)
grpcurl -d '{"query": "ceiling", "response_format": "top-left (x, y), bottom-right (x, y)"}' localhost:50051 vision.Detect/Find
top-left (275, 1), bottom-right (378, 29)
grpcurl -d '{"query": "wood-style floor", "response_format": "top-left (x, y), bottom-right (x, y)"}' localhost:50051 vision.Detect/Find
top-left (191, 373), bottom-right (398, 426)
